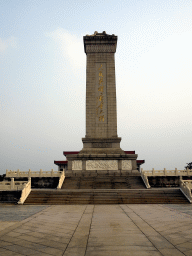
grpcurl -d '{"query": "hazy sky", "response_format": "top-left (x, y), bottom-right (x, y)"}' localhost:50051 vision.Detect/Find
top-left (1, 0), bottom-right (192, 174)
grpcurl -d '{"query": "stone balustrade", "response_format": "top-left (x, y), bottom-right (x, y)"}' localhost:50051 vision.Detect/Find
top-left (6, 169), bottom-right (61, 178)
top-left (17, 178), bottom-right (31, 204)
top-left (0, 178), bottom-right (27, 190)
top-left (182, 180), bottom-right (192, 189)
top-left (141, 172), bottom-right (150, 189)
top-left (141, 168), bottom-right (192, 177)
top-left (180, 180), bottom-right (192, 203)
top-left (57, 170), bottom-right (65, 189)
top-left (5, 169), bottom-right (65, 190)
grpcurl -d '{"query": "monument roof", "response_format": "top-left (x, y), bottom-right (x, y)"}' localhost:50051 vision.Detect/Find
top-left (84, 31), bottom-right (117, 40)
top-left (85, 31), bottom-right (115, 37)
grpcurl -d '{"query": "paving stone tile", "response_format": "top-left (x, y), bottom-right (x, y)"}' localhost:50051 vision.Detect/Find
top-left (4, 244), bottom-right (38, 255)
top-left (0, 240), bottom-right (12, 247)
top-left (68, 234), bottom-right (89, 247)
top-left (13, 240), bottom-right (47, 251)
top-left (0, 222), bottom-right (18, 232)
top-left (18, 234), bottom-right (41, 243)
top-left (158, 248), bottom-right (185, 256)
top-left (185, 250), bottom-right (192, 256)
top-left (86, 245), bottom-right (158, 251)
top-left (88, 237), bottom-right (153, 247)
top-left (0, 206), bottom-right (47, 222)
top-left (85, 250), bottom-right (162, 256)
top-left (38, 246), bottom-right (64, 256)
top-left (0, 247), bottom-right (24, 256)
top-left (14, 227), bottom-right (32, 234)
top-left (7, 231), bottom-right (23, 237)
top-left (165, 235), bottom-right (190, 246)
top-left (0, 247), bottom-right (9, 253)
top-left (0, 235), bottom-right (20, 243)
top-left (27, 231), bottom-right (47, 239)
top-left (29, 252), bottom-right (49, 256)
top-left (43, 234), bottom-right (71, 243)
top-left (147, 235), bottom-right (175, 249)
top-left (176, 242), bottom-right (192, 252)
top-left (36, 238), bottom-right (68, 250)
top-left (64, 247), bottom-right (86, 256)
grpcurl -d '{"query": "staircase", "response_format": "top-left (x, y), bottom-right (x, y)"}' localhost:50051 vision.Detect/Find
top-left (24, 188), bottom-right (189, 204)
top-left (61, 176), bottom-right (146, 189)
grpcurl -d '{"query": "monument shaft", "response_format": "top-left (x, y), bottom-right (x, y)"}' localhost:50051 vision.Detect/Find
top-left (81, 31), bottom-right (122, 153)
top-left (86, 50), bottom-right (117, 138)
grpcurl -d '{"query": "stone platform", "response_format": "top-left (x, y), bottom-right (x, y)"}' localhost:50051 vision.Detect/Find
top-left (0, 204), bottom-right (192, 255)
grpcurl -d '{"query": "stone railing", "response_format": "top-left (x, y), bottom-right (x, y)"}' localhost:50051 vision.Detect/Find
top-left (184, 180), bottom-right (192, 189)
top-left (180, 180), bottom-right (192, 203)
top-left (141, 172), bottom-right (150, 189)
top-left (141, 168), bottom-right (192, 177)
top-left (18, 178), bottom-right (31, 205)
top-left (57, 169), bottom-right (65, 189)
top-left (6, 169), bottom-right (61, 178)
top-left (0, 178), bottom-right (27, 191)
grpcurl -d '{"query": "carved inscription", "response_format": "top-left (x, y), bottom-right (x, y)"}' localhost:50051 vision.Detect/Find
top-left (122, 160), bottom-right (132, 171)
top-left (92, 143), bottom-right (111, 148)
top-left (86, 160), bottom-right (118, 170)
top-left (72, 160), bottom-right (82, 171)
top-left (96, 63), bottom-right (107, 123)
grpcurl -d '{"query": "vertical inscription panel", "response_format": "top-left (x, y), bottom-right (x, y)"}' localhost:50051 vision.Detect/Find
top-left (96, 63), bottom-right (107, 124)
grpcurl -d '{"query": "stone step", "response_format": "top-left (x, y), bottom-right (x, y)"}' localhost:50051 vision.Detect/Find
top-left (61, 176), bottom-right (146, 189)
top-left (24, 189), bottom-right (189, 204)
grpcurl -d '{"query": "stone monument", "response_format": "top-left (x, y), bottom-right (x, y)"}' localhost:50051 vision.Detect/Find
top-left (64, 31), bottom-right (138, 174)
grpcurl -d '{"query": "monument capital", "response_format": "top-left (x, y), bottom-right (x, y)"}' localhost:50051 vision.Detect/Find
top-left (83, 31), bottom-right (117, 53)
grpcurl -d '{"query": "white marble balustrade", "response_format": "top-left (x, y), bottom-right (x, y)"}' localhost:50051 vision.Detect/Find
top-left (180, 179), bottom-right (192, 203)
top-left (141, 168), bottom-right (192, 177)
top-left (18, 178), bottom-right (31, 204)
top-left (0, 178), bottom-right (27, 191)
top-left (6, 169), bottom-right (62, 178)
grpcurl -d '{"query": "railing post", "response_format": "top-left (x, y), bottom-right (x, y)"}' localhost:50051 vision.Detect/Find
top-left (28, 169), bottom-right (31, 177)
top-left (6, 169), bottom-right (8, 176)
top-left (152, 168), bottom-right (155, 176)
top-left (11, 178), bottom-right (14, 190)
top-left (175, 168), bottom-right (178, 176)
top-left (164, 168), bottom-right (166, 176)
top-left (51, 169), bottom-right (54, 177)
top-left (17, 169), bottom-right (20, 177)
top-left (40, 169), bottom-right (43, 177)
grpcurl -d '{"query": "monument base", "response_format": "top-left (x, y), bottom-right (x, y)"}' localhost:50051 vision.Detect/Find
top-left (66, 152), bottom-right (138, 174)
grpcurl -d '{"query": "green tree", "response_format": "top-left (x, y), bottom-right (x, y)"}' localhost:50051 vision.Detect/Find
top-left (185, 162), bottom-right (192, 170)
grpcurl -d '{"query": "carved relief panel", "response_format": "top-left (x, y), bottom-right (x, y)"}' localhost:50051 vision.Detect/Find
top-left (72, 161), bottom-right (82, 171)
top-left (86, 160), bottom-right (118, 170)
top-left (122, 160), bottom-right (132, 171)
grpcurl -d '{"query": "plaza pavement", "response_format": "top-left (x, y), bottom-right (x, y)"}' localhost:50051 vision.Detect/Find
top-left (0, 204), bottom-right (192, 255)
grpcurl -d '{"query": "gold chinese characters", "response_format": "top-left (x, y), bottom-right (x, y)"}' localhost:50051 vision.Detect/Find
top-left (96, 64), bottom-right (104, 122)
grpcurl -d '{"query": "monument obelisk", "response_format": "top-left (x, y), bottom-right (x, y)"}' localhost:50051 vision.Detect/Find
top-left (66, 31), bottom-right (138, 174)
top-left (81, 31), bottom-right (123, 154)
